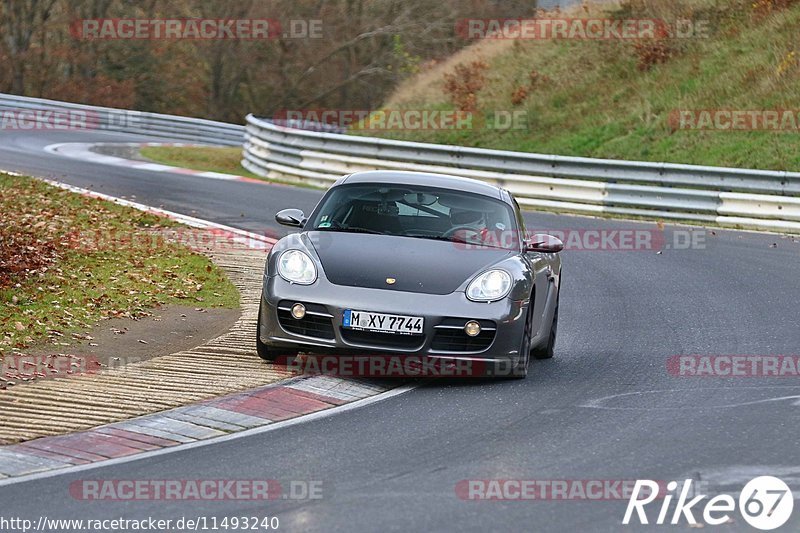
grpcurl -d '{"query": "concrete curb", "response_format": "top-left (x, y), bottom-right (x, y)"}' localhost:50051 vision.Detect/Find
top-left (0, 375), bottom-right (395, 480)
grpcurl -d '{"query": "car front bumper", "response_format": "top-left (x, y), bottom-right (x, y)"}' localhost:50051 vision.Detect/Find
top-left (259, 275), bottom-right (530, 369)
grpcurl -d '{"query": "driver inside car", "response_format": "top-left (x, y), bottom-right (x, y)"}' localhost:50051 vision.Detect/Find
top-left (448, 208), bottom-right (491, 243)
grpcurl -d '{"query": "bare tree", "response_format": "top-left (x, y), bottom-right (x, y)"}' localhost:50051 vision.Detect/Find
top-left (0, 0), bottom-right (538, 117)
top-left (0, 0), bottom-right (57, 93)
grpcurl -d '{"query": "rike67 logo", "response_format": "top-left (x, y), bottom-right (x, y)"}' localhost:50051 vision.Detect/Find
top-left (624, 476), bottom-right (794, 530)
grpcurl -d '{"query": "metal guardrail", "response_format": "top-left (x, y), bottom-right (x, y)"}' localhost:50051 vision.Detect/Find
top-left (0, 93), bottom-right (244, 145)
top-left (1, 93), bottom-right (796, 233)
top-left (243, 114), bottom-right (800, 233)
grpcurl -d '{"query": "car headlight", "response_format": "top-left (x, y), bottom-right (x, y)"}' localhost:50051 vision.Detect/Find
top-left (466, 269), bottom-right (512, 302)
top-left (278, 250), bottom-right (317, 284)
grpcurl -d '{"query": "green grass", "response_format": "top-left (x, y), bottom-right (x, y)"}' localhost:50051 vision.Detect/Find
top-left (140, 145), bottom-right (324, 189)
top-left (0, 173), bottom-right (239, 351)
top-left (366, 0), bottom-right (800, 171)
top-left (139, 146), bottom-right (259, 179)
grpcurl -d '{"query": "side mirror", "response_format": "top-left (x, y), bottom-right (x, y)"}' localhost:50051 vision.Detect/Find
top-left (275, 208), bottom-right (306, 228)
top-left (525, 234), bottom-right (564, 253)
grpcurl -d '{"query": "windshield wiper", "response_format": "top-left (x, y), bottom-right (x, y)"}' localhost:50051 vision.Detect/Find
top-left (405, 234), bottom-right (508, 250)
top-left (405, 234), bottom-right (472, 245)
top-left (316, 226), bottom-right (383, 235)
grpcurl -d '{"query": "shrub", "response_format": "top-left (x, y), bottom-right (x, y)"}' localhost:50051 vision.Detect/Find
top-left (443, 60), bottom-right (489, 112)
top-left (632, 39), bottom-right (677, 71)
top-left (529, 69), bottom-right (551, 87)
top-left (511, 86), bottom-right (528, 106)
top-left (752, 0), bottom-right (800, 17)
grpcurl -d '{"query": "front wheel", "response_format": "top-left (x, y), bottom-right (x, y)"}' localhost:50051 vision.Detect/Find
top-left (532, 297), bottom-right (558, 360)
top-left (256, 301), bottom-right (281, 362)
top-left (506, 302), bottom-right (533, 379)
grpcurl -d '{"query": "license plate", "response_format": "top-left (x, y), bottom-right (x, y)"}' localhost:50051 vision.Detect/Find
top-left (343, 309), bottom-right (424, 336)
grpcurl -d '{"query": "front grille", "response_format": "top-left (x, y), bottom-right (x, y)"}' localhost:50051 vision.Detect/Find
top-left (431, 319), bottom-right (496, 353)
top-left (340, 328), bottom-right (425, 350)
top-left (277, 301), bottom-right (335, 340)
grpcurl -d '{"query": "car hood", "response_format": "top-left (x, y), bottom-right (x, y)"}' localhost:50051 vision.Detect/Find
top-left (307, 231), bottom-right (515, 295)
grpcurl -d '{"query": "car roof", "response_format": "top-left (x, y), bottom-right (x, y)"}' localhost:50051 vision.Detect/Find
top-left (340, 171), bottom-right (506, 201)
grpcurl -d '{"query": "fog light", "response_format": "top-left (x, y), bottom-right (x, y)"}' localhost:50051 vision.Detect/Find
top-left (464, 320), bottom-right (481, 337)
top-left (291, 303), bottom-right (306, 320)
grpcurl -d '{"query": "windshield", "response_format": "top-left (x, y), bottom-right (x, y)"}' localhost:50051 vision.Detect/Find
top-left (307, 183), bottom-right (518, 249)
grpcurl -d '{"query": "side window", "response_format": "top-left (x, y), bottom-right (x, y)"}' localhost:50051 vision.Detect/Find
top-left (511, 196), bottom-right (526, 244)
top-left (512, 197), bottom-right (525, 232)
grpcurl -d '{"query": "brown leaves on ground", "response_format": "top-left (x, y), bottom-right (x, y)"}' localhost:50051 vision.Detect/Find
top-left (0, 227), bottom-right (60, 289)
top-left (0, 175), bottom-right (172, 288)
top-left (0, 174), bottom-right (236, 352)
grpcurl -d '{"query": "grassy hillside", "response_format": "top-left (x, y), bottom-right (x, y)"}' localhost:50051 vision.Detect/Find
top-left (366, 0), bottom-right (800, 171)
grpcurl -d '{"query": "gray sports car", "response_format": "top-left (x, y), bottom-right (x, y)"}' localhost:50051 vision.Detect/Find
top-left (257, 170), bottom-right (563, 378)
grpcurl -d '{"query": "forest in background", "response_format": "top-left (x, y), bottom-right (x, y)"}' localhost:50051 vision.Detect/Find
top-left (0, 0), bottom-right (537, 122)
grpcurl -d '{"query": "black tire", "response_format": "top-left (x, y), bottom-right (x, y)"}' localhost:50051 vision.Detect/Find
top-left (256, 301), bottom-right (280, 362)
top-left (506, 301), bottom-right (533, 379)
top-left (532, 296), bottom-right (558, 360)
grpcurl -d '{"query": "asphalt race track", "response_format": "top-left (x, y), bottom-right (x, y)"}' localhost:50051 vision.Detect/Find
top-left (1, 130), bottom-right (799, 532)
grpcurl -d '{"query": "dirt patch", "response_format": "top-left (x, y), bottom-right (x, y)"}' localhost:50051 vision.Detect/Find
top-left (3, 305), bottom-right (240, 387)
